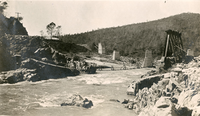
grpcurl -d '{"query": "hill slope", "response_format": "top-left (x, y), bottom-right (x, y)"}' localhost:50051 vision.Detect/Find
top-left (59, 13), bottom-right (200, 57)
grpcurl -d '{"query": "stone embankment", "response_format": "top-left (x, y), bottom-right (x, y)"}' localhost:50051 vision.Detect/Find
top-left (125, 56), bottom-right (200, 116)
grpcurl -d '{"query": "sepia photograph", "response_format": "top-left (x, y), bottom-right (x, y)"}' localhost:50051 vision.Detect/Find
top-left (0, 0), bottom-right (200, 115)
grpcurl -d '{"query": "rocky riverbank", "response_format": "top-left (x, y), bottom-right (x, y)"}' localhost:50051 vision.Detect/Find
top-left (125, 56), bottom-right (200, 116)
top-left (0, 35), bottom-right (97, 84)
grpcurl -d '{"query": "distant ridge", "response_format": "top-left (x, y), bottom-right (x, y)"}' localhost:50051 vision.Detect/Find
top-left (59, 13), bottom-right (200, 57)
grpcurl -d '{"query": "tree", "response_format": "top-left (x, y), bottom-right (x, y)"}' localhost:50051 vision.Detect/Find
top-left (46, 22), bottom-right (56, 39)
top-left (0, 1), bottom-right (8, 14)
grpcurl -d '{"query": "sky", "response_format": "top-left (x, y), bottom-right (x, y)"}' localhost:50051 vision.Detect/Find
top-left (4, 0), bottom-right (200, 36)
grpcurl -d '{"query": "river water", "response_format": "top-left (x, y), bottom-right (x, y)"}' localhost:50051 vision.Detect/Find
top-left (0, 68), bottom-right (151, 116)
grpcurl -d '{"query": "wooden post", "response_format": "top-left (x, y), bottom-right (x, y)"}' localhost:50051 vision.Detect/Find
top-left (15, 12), bottom-right (21, 20)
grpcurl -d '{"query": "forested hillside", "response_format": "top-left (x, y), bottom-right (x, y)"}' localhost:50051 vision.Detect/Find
top-left (59, 13), bottom-right (200, 58)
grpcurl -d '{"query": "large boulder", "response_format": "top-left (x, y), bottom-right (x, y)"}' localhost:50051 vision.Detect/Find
top-left (0, 68), bottom-right (38, 84)
top-left (127, 74), bottom-right (163, 95)
top-left (21, 58), bottom-right (80, 80)
top-left (138, 104), bottom-right (192, 116)
top-left (61, 94), bottom-right (93, 108)
top-left (178, 89), bottom-right (200, 110)
top-left (178, 90), bottom-right (197, 108)
top-left (155, 97), bottom-right (171, 108)
top-left (157, 79), bottom-right (170, 90)
top-left (138, 96), bottom-right (192, 116)
top-left (188, 94), bottom-right (200, 108)
top-left (138, 104), bottom-right (178, 116)
top-left (176, 106), bottom-right (193, 116)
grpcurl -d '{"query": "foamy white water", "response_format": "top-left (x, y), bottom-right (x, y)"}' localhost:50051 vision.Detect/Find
top-left (0, 68), bottom-right (152, 116)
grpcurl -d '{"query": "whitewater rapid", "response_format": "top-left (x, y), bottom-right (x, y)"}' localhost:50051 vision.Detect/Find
top-left (0, 68), bottom-right (152, 116)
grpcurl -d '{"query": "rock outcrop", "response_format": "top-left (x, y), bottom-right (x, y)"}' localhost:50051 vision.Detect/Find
top-left (0, 14), bottom-right (28, 36)
top-left (0, 34), bottom-right (97, 84)
top-left (125, 56), bottom-right (200, 115)
top-left (0, 35), bottom-right (43, 72)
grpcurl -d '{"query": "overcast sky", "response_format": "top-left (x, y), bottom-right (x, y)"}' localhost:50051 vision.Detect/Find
top-left (4, 0), bottom-right (200, 36)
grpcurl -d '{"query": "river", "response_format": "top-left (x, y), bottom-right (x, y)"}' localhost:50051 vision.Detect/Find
top-left (0, 68), bottom-right (151, 116)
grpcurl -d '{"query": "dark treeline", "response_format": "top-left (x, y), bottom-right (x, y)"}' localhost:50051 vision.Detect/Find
top-left (59, 13), bottom-right (200, 58)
